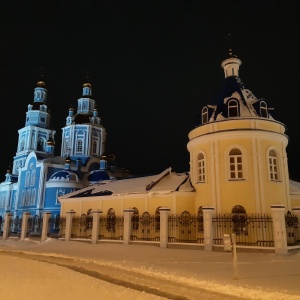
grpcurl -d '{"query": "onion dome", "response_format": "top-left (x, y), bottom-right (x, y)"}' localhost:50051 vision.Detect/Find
top-left (65, 155), bottom-right (71, 164)
top-left (88, 170), bottom-right (110, 182)
top-left (47, 135), bottom-right (54, 146)
top-left (37, 80), bottom-right (46, 87)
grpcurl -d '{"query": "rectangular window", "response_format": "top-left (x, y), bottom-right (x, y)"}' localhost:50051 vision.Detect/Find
top-left (229, 154), bottom-right (243, 180)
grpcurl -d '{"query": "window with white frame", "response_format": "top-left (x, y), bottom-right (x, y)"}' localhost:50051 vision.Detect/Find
top-left (31, 189), bottom-right (36, 205)
top-left (76, 139), bottom-right (83, 153)
top-left (268, 149), bottom-right (279, 181)
top-left (229, 148), bottom-right (243, 180)
top-left (30, 170), bottom-right (36, 186)
top-left (197, 152), bottom-right (206, 183)
top-left (228, 99), bottom-right (239, 117)
top-left (202, 107), bottom-right (208, 125)
top-left (21, 191), bottom-right (25, 206)
top-left (25, 171), bottom-right (30, 187)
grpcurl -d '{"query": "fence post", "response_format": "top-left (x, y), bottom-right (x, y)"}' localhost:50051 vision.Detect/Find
top-left (41, 212), bottom-right (52, 242)
top-left (202, 206), bottom-right (215, 251)
top-left (270, 205), bottom-right (288, 255)
top-left (20, 212), bottom-right (31, 240)
top-left (292, 207), bottom-right (300, 244)
top-left (123, 209), bottom-right (134, 245)
top-left (2, 212), bottom-right (13, 240)
top-left (159, 207), bottom-right (170, 248)
top-left (65, 210), bottom-right (76, 242)
top-left (91, 209), bottom-right (102, 244)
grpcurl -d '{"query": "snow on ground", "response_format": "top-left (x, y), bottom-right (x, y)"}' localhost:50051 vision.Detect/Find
top-left (0, 238), bottom-right (300, 300)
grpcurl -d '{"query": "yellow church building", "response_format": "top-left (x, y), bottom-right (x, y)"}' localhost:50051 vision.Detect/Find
top-left (59, 50), bottom-right (300, 219)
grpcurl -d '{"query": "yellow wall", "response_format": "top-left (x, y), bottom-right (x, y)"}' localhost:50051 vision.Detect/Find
top-left (188, 118), bottom-right (289, 214)
top-left (60, 192), bottom-right (196, 216)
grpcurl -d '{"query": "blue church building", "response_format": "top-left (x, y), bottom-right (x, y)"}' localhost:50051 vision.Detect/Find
top-left (0, 77), bottom-right (124, 232)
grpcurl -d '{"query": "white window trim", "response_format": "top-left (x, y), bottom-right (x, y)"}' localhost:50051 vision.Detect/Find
top-left (225, 145), bottom-right (247, 181)
top-left (196, 151), bottom-right (206, 183)
top-left (267, 147), bottom-right (281, 182)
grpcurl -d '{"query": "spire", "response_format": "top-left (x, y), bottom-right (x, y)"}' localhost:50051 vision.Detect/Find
top-left (82, 73), bottom-right (92, 97)
top-left (221, 48), bottom-right (242, 78)
top-left (34, 68), bottom-right (47, 103)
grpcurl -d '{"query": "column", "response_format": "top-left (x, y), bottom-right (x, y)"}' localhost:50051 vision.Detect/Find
top-left (20, 212), bottom-right (31, 241)
top-left (159, 207), bottom-right (170, 248)
top-left (41, 212), bottom-right (52, 242)
top-left (123, 209), bottom-right (134, 245)
top-left (91, 210), bottom-right (102, 244)
top-left (2, 212), bottom-right (12, 240)
top-left (202, 206), bottom-right (215, 251)
top-left (65, 210), bottom-right (76, 242)
top-left (271, 205), bottom-right (288, 255)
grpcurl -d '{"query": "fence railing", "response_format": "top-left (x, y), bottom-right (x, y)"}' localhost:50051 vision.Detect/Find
top-left (168, 212), bottom-right (204, 244)
top-left (130, 212), bottom-right (160, 241)
top-left (1, 211), bottom-right (299, 251)
top-left (213, 213), bottom-right (274, 247)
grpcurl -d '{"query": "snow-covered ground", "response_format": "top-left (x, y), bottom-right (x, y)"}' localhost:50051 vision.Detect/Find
top-left (0, 238), bottom-right (300, 300)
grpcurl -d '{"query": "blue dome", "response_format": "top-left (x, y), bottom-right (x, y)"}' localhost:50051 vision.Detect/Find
top-left (49, 170), bottom-right (78, 181)
top-left (88, 170), bottom-right (110, 182)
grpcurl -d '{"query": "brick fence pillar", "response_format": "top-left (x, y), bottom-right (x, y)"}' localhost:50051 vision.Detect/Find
top-left (41, 212), bottom-right (52, 242)
top-left (20, 212), bottom-right (31, 241)
top-left (159, 207), bottom-right (171, 248)
top-left (271, 205), bottom-right (288, 255)
top-left (2, 212), bottom-right (12, 240)
top-left (65, 210), bottom-right (76, 242)
top-left (202, 206), bottom-right (215, 251)
top-left (123, 209), bottom-right (134, 245)
top-left (91, 210), bottom-right (102, 244)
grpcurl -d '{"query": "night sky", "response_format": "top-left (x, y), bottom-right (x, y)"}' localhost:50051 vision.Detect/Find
top-left (1, 0), bottom-right (300, 180)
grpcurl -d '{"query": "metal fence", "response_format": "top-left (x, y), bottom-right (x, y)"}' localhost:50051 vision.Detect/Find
top-left (99, 215), bottom-right (124, 240)
top-left (168, 211), bottom-right (204, 244)
top-left (130, 212), bottom-right (160, 241)
top-left (213, 213), bottom-right (274, 247)
top-left (2, 211), bottom-right (299, 249)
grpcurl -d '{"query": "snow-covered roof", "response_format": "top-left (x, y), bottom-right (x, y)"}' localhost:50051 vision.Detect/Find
top-left (289, 179), bottom-right (300, 194)
top-left (59, 167), bottom-right (195, 199)
top-left (208, 76), bottom-right (274, 122)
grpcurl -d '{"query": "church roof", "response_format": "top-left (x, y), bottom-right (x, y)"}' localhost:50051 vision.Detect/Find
top-left (198, 50), bottom-right (276, 125)
top-left (88, 170), bottom-right (111, 182)
top-left (59, 168), bottom-right (195, 199)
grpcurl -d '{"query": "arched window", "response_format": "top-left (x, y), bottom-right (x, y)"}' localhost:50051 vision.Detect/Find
top-left (231, 205), bottom-right (247, 235)
top-left (30, 170), bottom-right (36, 186)
top-left (229, 148), bottom-right (243, 180)
top-left (21, 190), bottom-right (26, 206)
top-left (107, 208), bottom-right (116, 232)
top-left (37, 138), bottom-right (44, 151)
top-left (25, 171), bottom-right (30, 187)
top-left (260, 101), bottom-right (268, 118)
top-left (201, 107), bottom-right (208, 125)
top-left (132, 207), bottom-right (139, 230)
top-left (197, 152), bottom-right (206, 183)
top-left (86, 209), bottom-right (93, 229)
top-left (20, 138), bottom-right (25, 151)
top-left (228, 99), bottom-right (239, 117)
top-left (268, 149), bottom-right (279, 181)
top-left (31, 189), bottom-right (36, 205)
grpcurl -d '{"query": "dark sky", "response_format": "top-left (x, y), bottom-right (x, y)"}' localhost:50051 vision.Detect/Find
top-left (1, 0), bottom-right (300, 180)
